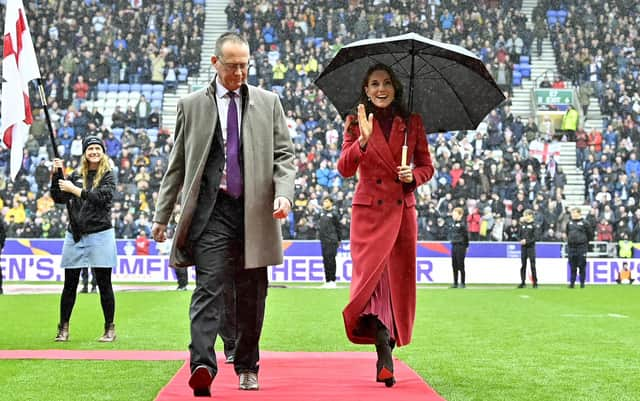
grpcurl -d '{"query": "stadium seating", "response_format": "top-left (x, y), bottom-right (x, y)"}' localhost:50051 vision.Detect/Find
top-left (512, 70), bottom-right (522, 86)
top-left (557, 10), bottom-right (568, 24)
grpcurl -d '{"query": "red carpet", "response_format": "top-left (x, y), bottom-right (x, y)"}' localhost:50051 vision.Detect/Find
top-left (155, 351), bottom-right (446, 401)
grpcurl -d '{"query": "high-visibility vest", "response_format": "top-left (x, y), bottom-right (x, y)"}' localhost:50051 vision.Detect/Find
top-left (618, 240), bottom-right (633, 258)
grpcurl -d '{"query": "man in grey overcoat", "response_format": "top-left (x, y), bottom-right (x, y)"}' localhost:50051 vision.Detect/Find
top-left (152, 32), bottom-right (295, 396)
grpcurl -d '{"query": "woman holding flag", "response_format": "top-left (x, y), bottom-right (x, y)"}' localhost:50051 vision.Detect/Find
top-left (51, 136), bottom-right (117, 342)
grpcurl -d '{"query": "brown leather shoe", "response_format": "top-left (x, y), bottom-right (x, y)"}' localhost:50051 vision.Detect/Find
top-left (189, 365), bottom-right (213, 397)
top-left (239, 372), bottom-right (259, 390)
top-left (98, 323), bottom-right (116, 342)
top-left (55, 322), bottom-right (69, 342)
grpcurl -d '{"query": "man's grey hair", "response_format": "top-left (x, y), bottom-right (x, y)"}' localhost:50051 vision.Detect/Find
top-left (215, 32), bottom-right (249, 58)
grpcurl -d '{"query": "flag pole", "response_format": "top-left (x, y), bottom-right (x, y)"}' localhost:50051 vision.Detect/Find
top-left (34, 79), bottom-right (64, 181)
top-left (35, 79), bottom-right (60, 159)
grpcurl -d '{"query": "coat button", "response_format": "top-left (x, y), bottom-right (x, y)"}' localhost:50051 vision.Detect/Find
top-left (397, 200), bottom-right (402, 205)
top-left (376, 179), bottom-right (382, 184)
top-left (354, 157), bottom-right (359, 163)
top-left (377, 199), bottom-right (383, 205)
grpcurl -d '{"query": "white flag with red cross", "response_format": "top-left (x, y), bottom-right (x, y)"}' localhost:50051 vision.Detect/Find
top-left (529, 140), bottom-right (561, 164)
top-left (1, 0), bottom-right (41, 180)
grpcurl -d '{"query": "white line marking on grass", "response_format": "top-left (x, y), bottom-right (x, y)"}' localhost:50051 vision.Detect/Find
top-left (519, 295), bottom-right (530, 299)
top-left (561, 313), bottom-right (629, 319)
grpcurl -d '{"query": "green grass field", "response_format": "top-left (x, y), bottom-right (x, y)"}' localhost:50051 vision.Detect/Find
top-left (0, 285), bottom-right (638, 401)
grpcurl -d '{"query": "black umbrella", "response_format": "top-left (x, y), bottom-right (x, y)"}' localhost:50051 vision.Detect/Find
top-left (315, 32), bottom-right (506, 134)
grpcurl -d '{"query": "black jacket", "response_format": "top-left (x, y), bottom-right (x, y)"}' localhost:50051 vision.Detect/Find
top-left (450, 220), bottom-right (469, 247)
top-left (518, 220), bottom-right (536, 247)
top-left (0, 218), bottom-right (6, 249)
top-left (567, 218), bottom-right (593, 247)
top-left (318, 208), bottom-right (341, 243)
top-left (51, 169), bottom-right (115, 242)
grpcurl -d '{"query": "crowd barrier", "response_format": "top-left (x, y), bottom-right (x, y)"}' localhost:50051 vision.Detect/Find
top-left (1, 240), bottom-right (638, 285)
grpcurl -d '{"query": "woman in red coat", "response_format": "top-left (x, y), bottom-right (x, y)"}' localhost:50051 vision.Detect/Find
top-left (337, 64), bottom-right (434, 386)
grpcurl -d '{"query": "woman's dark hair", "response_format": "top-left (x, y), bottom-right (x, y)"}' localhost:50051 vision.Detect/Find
top-left (354, 63), bottom-right (408, 119)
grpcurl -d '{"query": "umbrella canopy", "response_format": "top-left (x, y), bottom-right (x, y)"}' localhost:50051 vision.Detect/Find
top-left (315, 33), bottom-right (506, 134)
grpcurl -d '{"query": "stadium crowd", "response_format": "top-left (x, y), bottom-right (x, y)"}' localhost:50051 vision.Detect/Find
top-left (0, 0), bottom-right (639, 247)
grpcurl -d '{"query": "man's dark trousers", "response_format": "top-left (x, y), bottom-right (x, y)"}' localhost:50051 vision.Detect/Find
top-left (568, 246), bottom-right (587, 286)
top-left (452, 244), bottom-right (466, 285)
top-left (191, 191), bottom-right (268, 377)
top-left (520, 245), bottom-right (537, 284)
top-left (220, 279), bottom-right (237, 359)
top-left (321, 240), bottom-right (339, 282)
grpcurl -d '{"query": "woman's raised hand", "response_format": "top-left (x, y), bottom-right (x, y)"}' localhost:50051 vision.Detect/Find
top-left (357, 103), bottom-right (373, 148)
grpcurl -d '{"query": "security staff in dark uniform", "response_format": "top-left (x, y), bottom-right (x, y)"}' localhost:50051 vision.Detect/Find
top-left (518, 209), bottom-right (538, 288)
top-left (566, 208), bottom-right (593, 288)
top-left (449, 207), bottom-right (469, 288)
top-left (0, 218), bottom-right (5, 295)
top-left (318, 197), bottom-right (341, 288)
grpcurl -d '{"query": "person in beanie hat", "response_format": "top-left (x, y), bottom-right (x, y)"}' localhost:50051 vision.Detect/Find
top-left (50, 134), bottom-right (117, 342)
top-left (82, 135), bottom-right (106, 153)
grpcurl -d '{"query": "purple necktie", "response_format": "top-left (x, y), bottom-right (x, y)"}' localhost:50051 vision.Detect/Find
top-left (226, 92), bottom-right (243, 197)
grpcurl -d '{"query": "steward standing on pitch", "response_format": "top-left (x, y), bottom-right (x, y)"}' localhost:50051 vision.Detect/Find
top-left (518, 209), bottom-right (538, 288)
top-left (566, 208), bottom-right (593, 288)
top-left (317, 197), bottom-right (341, 288)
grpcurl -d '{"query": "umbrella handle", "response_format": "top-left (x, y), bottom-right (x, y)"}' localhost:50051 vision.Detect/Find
top-left (401, 145), bottom-right (408, 167)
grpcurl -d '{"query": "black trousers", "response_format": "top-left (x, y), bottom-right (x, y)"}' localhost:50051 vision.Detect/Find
top-left (59, 268), bottom-right (115, 326)
top-left (220, 279), bottom-right (237, 359)
top-left (191, 192), bottom-right (267, 377)
top-left (520, 246), bottom-right (537, 284)
top-left (175, 268), bottom-right (188, 287)
top-left (321, 240), bottom-right (339, 282)
top-left (568, 246), bottom-right (587, 286)
top-left (452, 244), bottom-right (466, 285)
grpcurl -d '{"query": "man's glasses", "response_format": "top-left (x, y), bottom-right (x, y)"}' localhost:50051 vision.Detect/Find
top-left (218, 59), bottom-right (248, 71)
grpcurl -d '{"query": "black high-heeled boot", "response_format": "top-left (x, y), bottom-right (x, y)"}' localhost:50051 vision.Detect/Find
top-left (375, 323), bottom-right (395, 387)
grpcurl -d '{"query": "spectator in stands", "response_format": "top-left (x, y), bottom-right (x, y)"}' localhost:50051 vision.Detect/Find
top-left (578, 83), bottom-right (592, 117)
top-left (337, 63), bottom-right (434, 388)
top-left (551, 75), bottom-right (565, 89)
top-left (135, 95), bottom-right (151, 128)
top-left (135, 230), bottom-right (150, 255)
top-left (164, 60), bottom-right (178, 93)
top-left (466, 206), bottom-right (481, 240)
top-left (575, 126), bottom-right (589, 170)
top-left (596, 218), bottom-right (614, 242)
top-left (533, 16), bottom-right (547, 57)
top-left (151, 32), bottom-right (295, 395)
top-left (51, 136), bottom-right (117, 343)
top-left (539, 73), bottom-right (551, 88)
top-left (148, 107), bottom-right (161, 128)
top-left (111, 106), bottom-right (126, 129)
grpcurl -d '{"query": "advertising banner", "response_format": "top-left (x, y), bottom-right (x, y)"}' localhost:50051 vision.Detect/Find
top-left (1, 239), bottom-right (638, 285)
